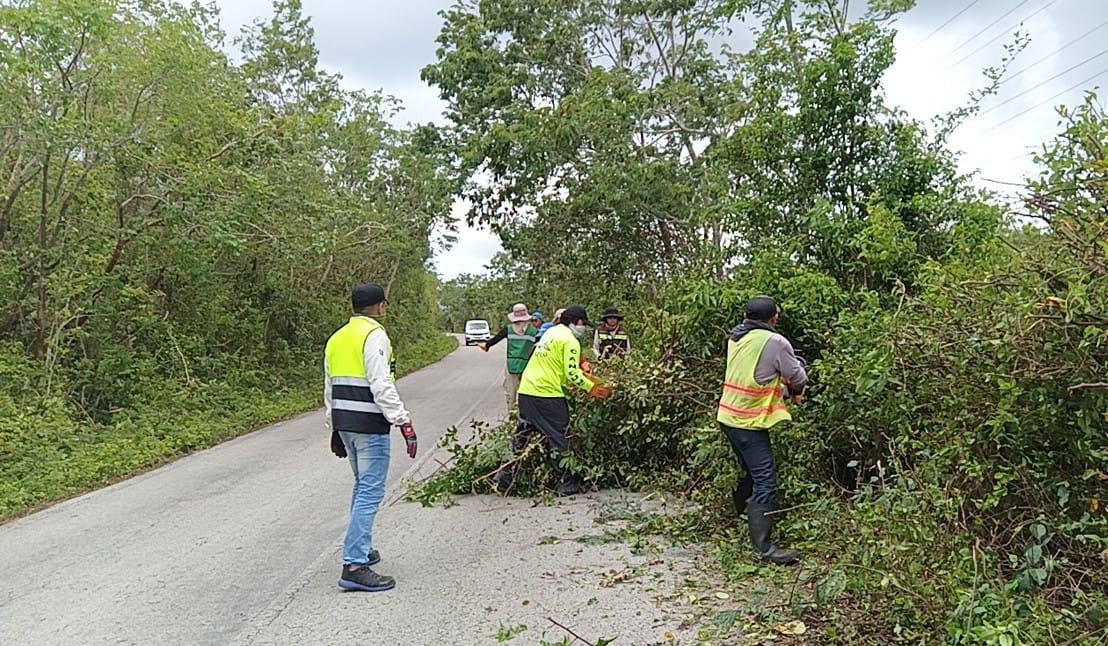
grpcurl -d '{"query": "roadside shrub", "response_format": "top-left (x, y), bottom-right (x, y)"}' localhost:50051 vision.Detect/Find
top-left (415, 103), bottom-right (1108, 644)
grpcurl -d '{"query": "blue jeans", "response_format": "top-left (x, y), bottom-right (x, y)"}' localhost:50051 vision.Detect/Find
top-left (721, 424), bottom-right (778, 505)
top-left (339, 432), bottom-right (391, 566)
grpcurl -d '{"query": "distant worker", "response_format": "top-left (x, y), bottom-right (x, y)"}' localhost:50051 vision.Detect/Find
top-left (479, 303), bottom-right (539, 408)
top-left (324, 283), bottom-right (419, 592)
top-left (718, 296), bottom-right (806, 565)
top-left (593, 307), bottom-right (630, 359)
top-left (494, 305), bottom-right (612, 496)
top-left (530, 311), bottom-right (545, 330)
top-left (535, 307), bottom-right (564, 341)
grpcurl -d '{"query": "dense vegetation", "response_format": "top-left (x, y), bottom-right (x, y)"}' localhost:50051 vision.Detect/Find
top-left (418, 1), bottom-right (1107, 644)
top-left (0, 0), bottom-right (457, 520)
top-left (3, 0), bottom-right (1104, 642)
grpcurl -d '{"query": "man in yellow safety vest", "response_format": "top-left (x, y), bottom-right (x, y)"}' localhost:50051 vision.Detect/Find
top-left (324, 283), bottom-right (418, 592)
top-left (717, 296), bottom-right (807, 565)
top-left (494, 305), bottom-right (612, 496)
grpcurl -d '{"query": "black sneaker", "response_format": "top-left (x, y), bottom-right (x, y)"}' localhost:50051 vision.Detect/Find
top-left (339, 565), bottom-right (395, 592)
top-left (555, 479), bottom-right (582, 497)
top-left (493, 470), bottom-right (513, 494)
top-left (366, 549), bottom-right (381, 566)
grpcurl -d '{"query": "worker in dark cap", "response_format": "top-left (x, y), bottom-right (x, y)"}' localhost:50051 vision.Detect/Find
top-left (324, 283), bottom-right (418, 592)
top-left (494, 305), bottom-right (613, 496)
top-left (717, 296), bottom-right (807, 565)
top-left (593, 307), bottom-right (630, 359)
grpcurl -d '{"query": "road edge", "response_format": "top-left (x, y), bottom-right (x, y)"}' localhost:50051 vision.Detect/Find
top-left (230, 369), bottom-right (502, 645)
top-left (1, 334), bottom-right (464, 528)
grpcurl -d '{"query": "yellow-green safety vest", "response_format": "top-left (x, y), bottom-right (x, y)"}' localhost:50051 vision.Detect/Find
top-left (325, 316), bottom-right (394, 434)
top-left (716, 329), bottom-right (792, 430)
top-left (518, 324), bottom-right (596, 398)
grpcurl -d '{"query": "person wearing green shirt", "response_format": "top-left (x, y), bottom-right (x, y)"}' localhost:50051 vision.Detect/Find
top-left (493, 305), bottom-right (613, 496)
top-left (479, 303), bottom-right (538, 409)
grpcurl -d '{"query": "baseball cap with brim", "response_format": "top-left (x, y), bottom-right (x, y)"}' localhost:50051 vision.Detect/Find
top-left (561, 305), bottom-right (589, 326)
top-left (352, 283), bottom-right (387, 309)
top-left (508, 303), bottom-right (531, 323)
top-left (531, 311), bottom-right (545, 321)
top-left (745, 296), bottom-right (779, 322)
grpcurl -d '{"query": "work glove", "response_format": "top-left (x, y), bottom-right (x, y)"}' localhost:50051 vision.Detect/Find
top-left (591, 383), bottom-right (614, 400)
top-left (580, 357), bottom-right (593, 375)
top-left (400, 422), bottom-right (418, 458)
top-left (330, 430), bottom-right (347, 458)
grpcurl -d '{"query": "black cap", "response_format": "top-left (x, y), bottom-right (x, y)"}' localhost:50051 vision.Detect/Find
top-left (744, 296), bottom-right (779, 322)
top-left (601, 307), bottom-right (624, 320)
top-left (352, 283), bottom-right (387, 310)
top-left (561, 305), bottom-right (589, 326)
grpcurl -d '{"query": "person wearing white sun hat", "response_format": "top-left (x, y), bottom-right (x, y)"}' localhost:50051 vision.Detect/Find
top-left (479, 303), bottom-right (539, 408)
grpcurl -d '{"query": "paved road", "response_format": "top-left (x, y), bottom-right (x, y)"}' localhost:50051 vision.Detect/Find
top-left (0, 336), bottom-right (506, 646)
top-left (235, 494), bottom-right (711, 646)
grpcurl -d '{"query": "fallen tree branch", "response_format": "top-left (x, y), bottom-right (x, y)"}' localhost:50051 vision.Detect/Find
top-left (1068, 382), bottom-right (1108, 392)
top-left (765, 501), bottom-right (822, 517)
top-left (546, 616), bottom-right (595, 646)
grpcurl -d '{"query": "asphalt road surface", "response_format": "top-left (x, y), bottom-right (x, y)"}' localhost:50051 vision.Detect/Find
top-left (0, 336), bottom-right (507, 646)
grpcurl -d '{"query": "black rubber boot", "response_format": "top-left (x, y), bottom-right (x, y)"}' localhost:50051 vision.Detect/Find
top-left (732, 480), bottom-right (753, 516)
top-left (746, 502), bottom-right (800, 565)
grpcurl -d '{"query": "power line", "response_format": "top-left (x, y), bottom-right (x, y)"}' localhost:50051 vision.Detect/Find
top-left (949, 0), bottom-right (1036, 55)
top-left (952, 0), bottom-right (1059, 67)
top-left (919, 0), bottom-right (983, 43)
top-left (1001, 16), bottom-right (1108, 85)
top-left (981, 46), bottom-right (1108, 116)
top-left (987, 66), bottom-right (1108, 132)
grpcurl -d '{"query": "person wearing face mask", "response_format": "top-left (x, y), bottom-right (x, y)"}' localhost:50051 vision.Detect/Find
top-left (494, 305), bottom-right (612, 496)
top-left (479, 304), bottom-right (539, 409)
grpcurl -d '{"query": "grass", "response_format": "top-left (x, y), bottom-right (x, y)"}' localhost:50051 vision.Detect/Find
top-left (0, 333), bottom-right (459, 522)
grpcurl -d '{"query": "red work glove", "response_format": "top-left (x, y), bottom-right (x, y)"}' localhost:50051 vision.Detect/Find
top-left (330, 430), bottom-right (347, 458)
top-left (580, 357), bottom-right (593, 375)
top-left (399, 422), bottom-right (418, 459)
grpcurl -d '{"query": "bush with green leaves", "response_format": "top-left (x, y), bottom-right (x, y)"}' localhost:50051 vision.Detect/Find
top-left (0, 0), bottom-right (456, 519)
top-left (416, 97), bottom-right (1108, 642)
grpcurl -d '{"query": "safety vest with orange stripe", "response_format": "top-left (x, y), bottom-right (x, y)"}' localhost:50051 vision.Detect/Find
top-left (716, 329), bottom-right (792, 430)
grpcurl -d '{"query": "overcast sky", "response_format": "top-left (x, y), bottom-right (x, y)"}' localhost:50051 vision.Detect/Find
top-left (212, 0), bottom-right (1108, 280)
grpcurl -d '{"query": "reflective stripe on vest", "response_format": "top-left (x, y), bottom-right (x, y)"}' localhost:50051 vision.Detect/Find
top-left (716, 329), bottom-right (792, 430)
top-left (597, 329), bottom-right (629, 357)
top-left (325, 317), bottom-right (391, 433)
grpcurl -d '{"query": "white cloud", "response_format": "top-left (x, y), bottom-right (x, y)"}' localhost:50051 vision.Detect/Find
top-left (885, 0), bottom-right (1107, 187)
top-left (209, 0), bottom-right (1108, 277)
top-left (433, 222), bottom-right (503, 278)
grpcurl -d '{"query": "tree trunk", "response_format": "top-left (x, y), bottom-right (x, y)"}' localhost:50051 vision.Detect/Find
top-left (35, 154), bottom-right (49, 359)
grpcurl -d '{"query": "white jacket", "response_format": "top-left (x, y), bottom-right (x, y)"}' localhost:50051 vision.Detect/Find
top-left (323, 325), bottom-right (411, 430)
